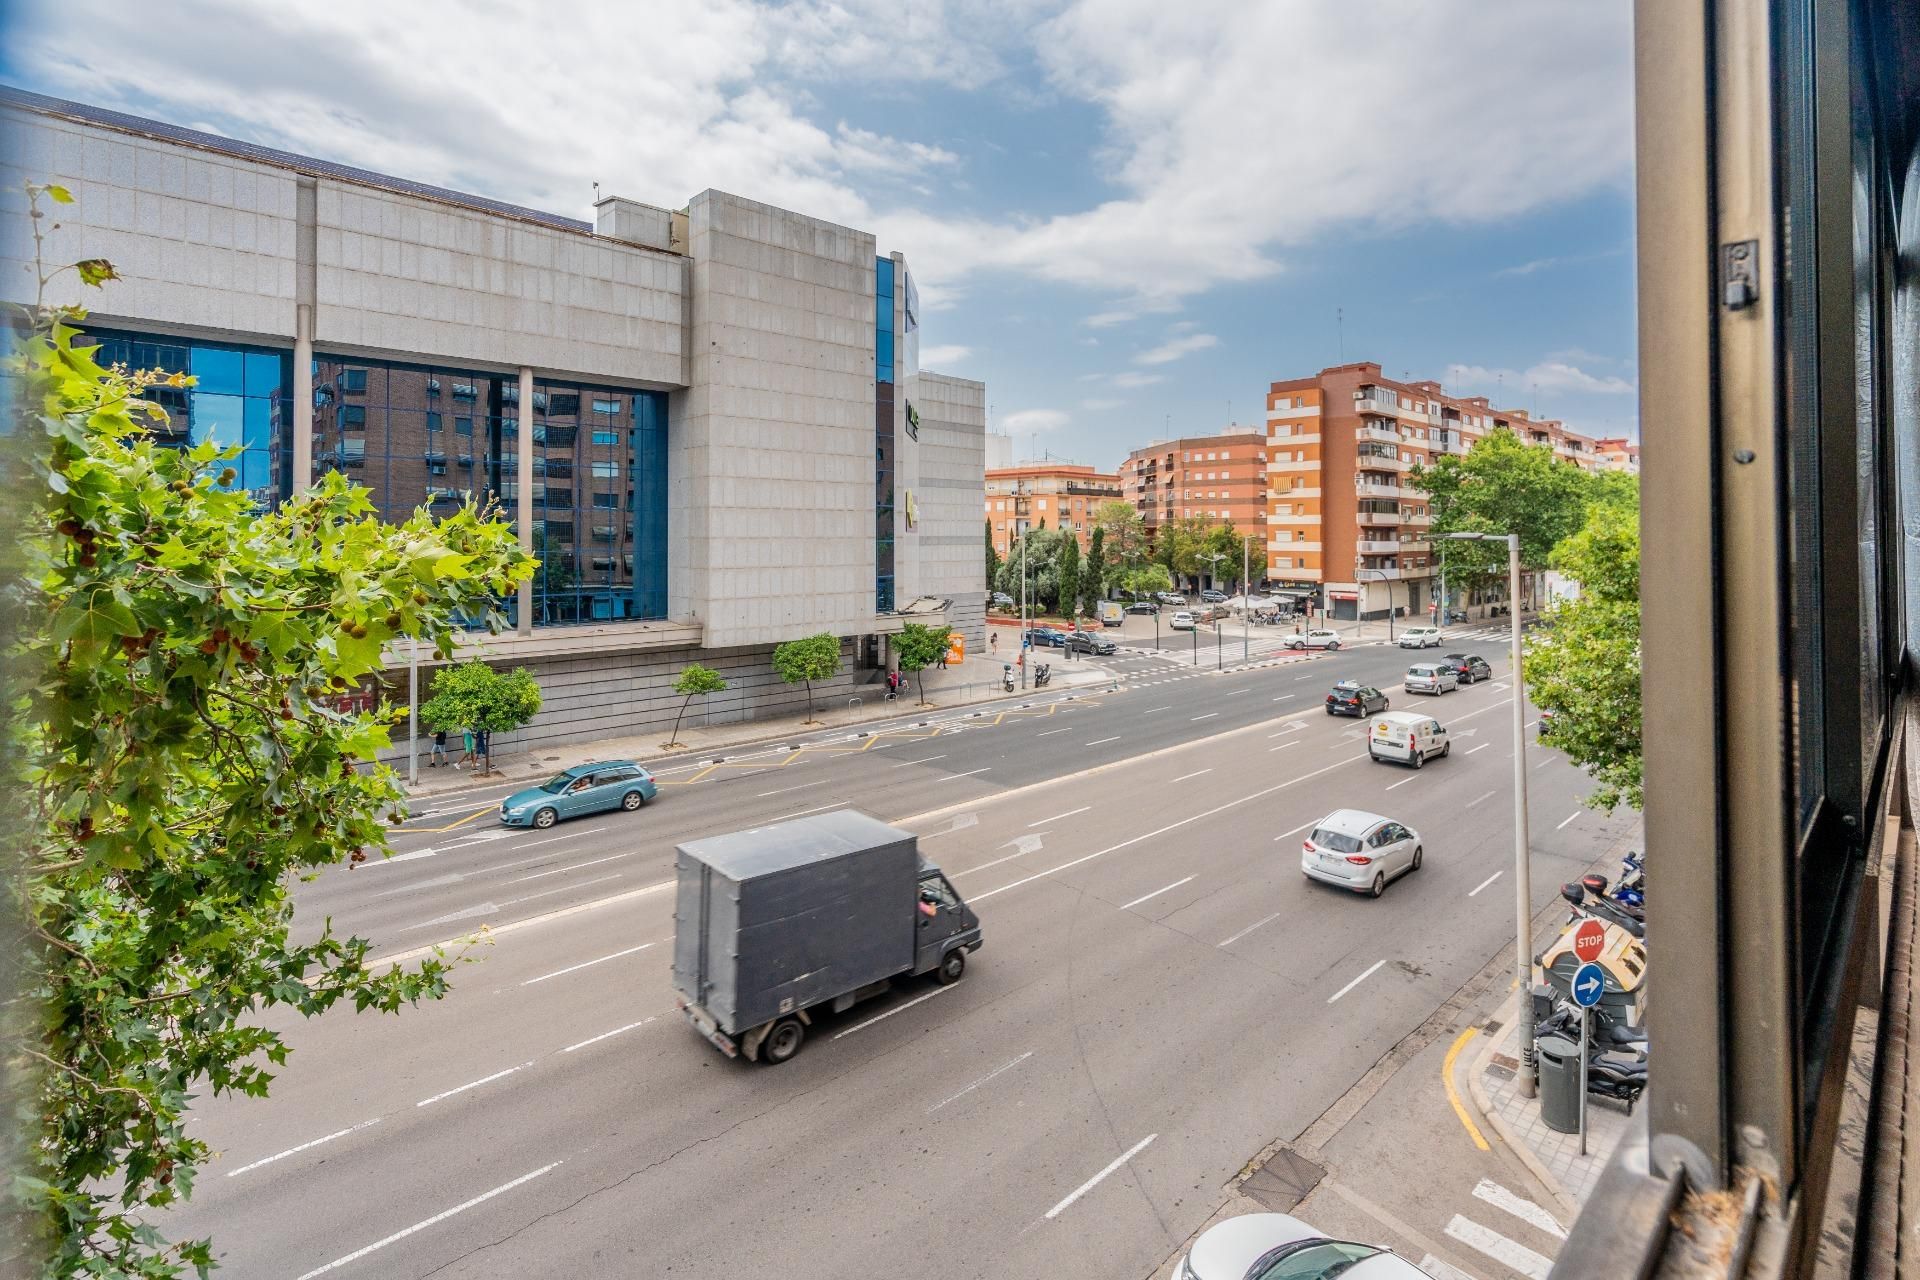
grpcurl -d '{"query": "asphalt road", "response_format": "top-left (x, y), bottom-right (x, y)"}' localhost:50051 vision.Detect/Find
top-left (161, 626), bottom-right (1623, 1279)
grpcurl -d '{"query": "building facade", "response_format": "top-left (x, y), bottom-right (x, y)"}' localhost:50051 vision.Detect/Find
top-left (1121, 427), bottom-right (1268, 538)
top-left (1592, 436), bottom-right (1642, 472)
top-left (1264, 362), bottom-right (1605, 620)
top-left (0, 87), bottom-right (986, 752)
top-left (984, 463), bottom-right (1122, 557)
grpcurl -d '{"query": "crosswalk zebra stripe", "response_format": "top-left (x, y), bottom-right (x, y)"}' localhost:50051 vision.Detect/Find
top-left (1472, 1179), bottom-right (1566, 1239)
top-left (1417, 1255), bottom-right (1480, 1280)
top-left (1444, 1215), bottom-right (1552, 1280)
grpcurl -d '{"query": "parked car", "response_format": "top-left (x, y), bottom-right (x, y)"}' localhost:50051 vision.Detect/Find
top-left (1325, 680), bottom-right (1389, 717)
top-left (1156, 591), bottom-right (1189, 606)
top-left (501, 761), bottom-right (657, 829)
top-left (1169, 610), bottom-right (1197, 630)
top-left (1125, 599), bottom-right (1160, 615)
top-left (1397, 625), bottom-right (1443, 649)
top-left (990, 592), bottom-right (1015, 610)
top-left (1404, 662), bottom-right (1459, 695)
top-left (1440, 652), bottom-right (1493, 684)
top-left (1175, 1213), bottom-right (1428, 1280)
top-left (1300, 811), bottom-right (1425, 898)
top-left (1023, 627), bottom-right (1069, 648)
top-left (1368, 710), bottom-right (1451, 767)
top-left (1283, 629), bottom-right (1343, 651)
top-left (1199, 588), bottom-right (1228, 603)
top-left (1066, 631), bottom-right (1117, 655)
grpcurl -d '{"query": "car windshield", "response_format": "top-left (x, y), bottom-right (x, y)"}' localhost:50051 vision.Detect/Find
top-left (538, 772), bottom-right (578, 794)
top-left (1309, 828), bottom-right (1363, 853)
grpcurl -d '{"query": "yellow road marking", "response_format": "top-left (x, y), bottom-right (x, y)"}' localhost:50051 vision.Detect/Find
top-left (1443, 1026), bottom-right (1491, 1151)
top-left (405, 804), bottom-right (495, 834)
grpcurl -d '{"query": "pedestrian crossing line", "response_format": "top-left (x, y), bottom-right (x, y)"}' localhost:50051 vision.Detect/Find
top-left (1444, 1214), bottom-right (1552, 1280)
top-left (1418, 1255), bottom-right (1480, 1280)
top-left (1471, 1179), bottom-right (1565, 1239)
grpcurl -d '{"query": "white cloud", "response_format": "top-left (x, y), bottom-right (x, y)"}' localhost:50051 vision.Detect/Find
top-left (1084, 310), bottom-right (1137, 328)
top-left (1494, 248), bottom-right (1626, 278)
top-left (1003, 408), bottom-right (1071, 433)
top-left (1134, 332), bottom-right (1218, 365)
top-left (1112, 371), bottom-right (1164, 388)
top-left (832, 123), bottom-right (960, 176)
top-left (917, 343), bottom-right (973, 367)
top-left (1446, 360), bottom-right (1637, 397)
top-left (1079, 397), bottom-right (1124, 410)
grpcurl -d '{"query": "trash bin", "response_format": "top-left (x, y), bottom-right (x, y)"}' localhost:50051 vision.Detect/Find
top-left (1537, 1033), bottom-right (1582, 1134)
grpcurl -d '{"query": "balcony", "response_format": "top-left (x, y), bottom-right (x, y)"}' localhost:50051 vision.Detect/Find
top-left (1355, 452), bottom-right (1410, 473)
top-left (1354, 391), bottom-right (1399, 413)
top-left (1355, 479), bottom-right (1403, 498)
top-left (1270, 540), bottom-right (1322, 554)
top-left (1266, 403), bottom-right (1322, 421)
top-left (1358, 421), bottom-right (1403, 446)
top-left (1398, 538), bottom-right (1432, 553)
top-left (1275, 486), bottom-right (1321, 499)
top-left (1402, 511), bottom-right (1432, 526)
top-left (1355, 566), bottom-right (1409, 581)
top-left (1266, 458), bottom-right (1320, 474)
top-left (1355, 509), bottom-right (1401, 527)
top-left (1354, 539), bottom-right (1402, 554)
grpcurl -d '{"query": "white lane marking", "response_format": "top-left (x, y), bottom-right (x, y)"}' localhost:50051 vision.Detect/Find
top-left (953, 842), bottom-right (1048, 877)
top-left (1526, 719), bottom-right (1540, 730)
top-left (1036, 728), bottom-right (1071, 737)
top-left (1294, 673), bottom-right (1317, 681)
top-left (1121, 876), bottom-right (1195, 910)
top-left (1532, 757), bottom-right (1554, 770)
top-left (1170, 768), bottom-right (1212, 784)
top-left (293, 1163), bottom-right (563, 1280)
top-left (1468, 744), bottom-right (1490, 755)
top-left (893, 755), bottom-right (948, 767)
top-left (928, 1051), bottom-right (1035, 1113)
top-left (1468, 871), bottom-right (1503, 897)
top-left (512, 828), bottom-right (607, 851)
top-left (1044, 1134), bottom-right (1157, 1220)
top-left (1385, 776), bottom-right (1416, 791)
top-left (562, 1017), bottom-right (658, 1054)
top-left (1272, 694), bottom-right (1296, 702)
top-left (832, 984), bottom-right (956, 1039)
top-left (1085, 736), bottom-right (1122, 746)
top-left (1418, 1254), bottom-right (1480, 1280)
top-left (416, 1061), bottom-right (534, 1107)
top-left (1190, 712), bottom-right (1219, 722)
top-left (1327, 958), bottom-right (1387, 1004)
top-left (757, 780), bottom-right (825, 797)
top-left (941, 767), bottom-right (992, 781)
top-left (1268, 743), bottom-right (1298, 753)
top-left (1556, 811), bottom-right (1581, 830)
top-left (507, 852), bottom-right (631, 883)
top-left (973, 751), bottom-right (1369, 902)
top-left (1225, 688), bottom-right (1250, 695)
top-left (1473, 1178), bottom-right (1567, 1238)
top-left (1142, 706), bottom-right (1173, 715)
top-left (1032, 807), bottom-right (1090, 827)
top-left (1491, 682), bottom-right (1512, 691)
top-left (499, 873), bottom-right (623, 907)
top-left (368, 880), bottom-right (674, 970)
top-left (367, 848), bottom-right (438, 867)
top-left (1219, 912), bottom-right (1284, 947)
top-left (522, 942), bottom-right (655, 987)
top-left (1444, 1214), bottom-right (1552, 1280)
top-left (225, 1119), bottom-right (382, 1177)
top-left (1274, 820), bottom-right (1315, 842)
top-left (1269, 724), bottom-right (1305, 737)
top-left (784, 801), bottom-right (845, 818)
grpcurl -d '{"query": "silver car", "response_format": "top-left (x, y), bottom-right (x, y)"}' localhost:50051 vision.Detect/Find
top-left (1300, 809), bottom-right (1423, 898)
top-left (1403, 662), bottom-right (1458, 695)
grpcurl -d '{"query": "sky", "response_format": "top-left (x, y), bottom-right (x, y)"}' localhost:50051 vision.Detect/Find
top-left (1, 0), bottom-right (1639, 470)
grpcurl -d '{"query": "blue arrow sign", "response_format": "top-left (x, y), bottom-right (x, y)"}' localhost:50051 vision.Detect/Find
top-left (1572, 961), bottom-right (1607, 1009)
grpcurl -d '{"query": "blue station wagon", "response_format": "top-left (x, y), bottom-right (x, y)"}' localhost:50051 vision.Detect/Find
top-left (500, 760), bottom-right (659, 828)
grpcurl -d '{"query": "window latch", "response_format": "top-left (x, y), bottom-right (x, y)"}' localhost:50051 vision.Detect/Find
top-left (1722, 240), bottom-right (1759, 310)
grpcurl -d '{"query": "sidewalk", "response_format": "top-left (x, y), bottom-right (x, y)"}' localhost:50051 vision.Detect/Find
top-left (394, 651), bottom-right (1119, 798)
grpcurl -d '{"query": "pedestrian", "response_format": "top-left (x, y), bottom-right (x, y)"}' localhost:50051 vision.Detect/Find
top-left (476, 727), bottom-right (491, 773)
top-left (457, 728), bottom-right (476, 769)
top-left (430, 728), bottom-right (448, 767)
top-left (989, 631), bottom-right (999, 657)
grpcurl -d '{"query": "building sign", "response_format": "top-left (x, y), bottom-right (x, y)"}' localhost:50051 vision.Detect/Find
top-left (905, 400), bottom-right (921, 441)
top-left (904, 489), bottom-right (919, 530)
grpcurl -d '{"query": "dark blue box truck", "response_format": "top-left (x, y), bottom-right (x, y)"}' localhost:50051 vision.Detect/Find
top-left (672, 810), bottom-right (983, 1064)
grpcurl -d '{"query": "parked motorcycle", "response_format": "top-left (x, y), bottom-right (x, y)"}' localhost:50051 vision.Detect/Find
top-left (1580, 872), bottom-right (1645, 917)
top-left (1561, 881), bottom-right (1646, 938)
top-left (1001, 664), bottom-right (1015, 693)
top-left (1034, 663), bottom-right (1052, 688)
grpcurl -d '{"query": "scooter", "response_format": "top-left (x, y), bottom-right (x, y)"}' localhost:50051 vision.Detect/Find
top-left (1580, 871), bottom-right (1645, 916)
top-left (1584, 1051), bottom-right (1649, 1105)
top-left (1536, 1001), bottom-right (1648, 1058)
top-left (1562, 881), bottom-right (1646, 938)
top-left (1001, 664), bottom-right (1015, 693)
top-left (1034, 663), bottom-right (1052, 688)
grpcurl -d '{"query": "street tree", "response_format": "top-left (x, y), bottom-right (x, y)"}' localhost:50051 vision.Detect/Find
top-left (665, 663), bottom-right (727, 747)
top-left (892, 622), bottom-right (955, 706)
top-left (418, 660), bottom-right (543, 775)
top-left (7, 184), bottom-right (533, 1279)
top-left (1153, 516), bottom-right (1209, 588)
top-left (1083, 527), bottom-right (1106, 614)
top-left (983, 520), bottom-right (1000, 594)
top-left (771, 632), bottom-right (840, 723)
top-left (1411, 429), bottom-right (1595, 593)
top-left (1057, 534), bottom-right (1081, 622)
top-left (1523, 487), bottom-right (1643, 811)
top-left (1091, 499), bottom-right (1147, 567)
top-left (1120, 562), bottom-right (1174, 600)
top-left (994, 528), bottom-right (1066, 614)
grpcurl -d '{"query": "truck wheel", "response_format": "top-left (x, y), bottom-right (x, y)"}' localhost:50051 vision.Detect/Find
top-left (936, 949), bottom-right (967, 985)
top-left (762, 1018), bottom-right (805, 1064)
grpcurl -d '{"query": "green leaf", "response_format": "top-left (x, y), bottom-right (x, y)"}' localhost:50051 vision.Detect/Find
top-left (45, 182), bottom-right (74, 203)
top-left (75, 257), bottom-right (121, 287)
top-left (54, 587), bottom-right (142, 644)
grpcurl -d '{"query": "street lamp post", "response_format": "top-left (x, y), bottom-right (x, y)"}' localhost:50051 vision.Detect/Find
top-left (1355, 567), bottom-right (1398, 642)
top-left (1243, 535), bottom-right (1254, 665)
top-left (1200, 550), bottom-right (1227, 670)
top-left (1447, 530), bottom-right (1534, 1096)
top-left (1019, 529), bottom-right (1029, 690)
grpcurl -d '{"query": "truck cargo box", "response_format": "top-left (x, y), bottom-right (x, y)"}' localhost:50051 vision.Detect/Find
top-left (672, 810), bottom-right (920, 1035)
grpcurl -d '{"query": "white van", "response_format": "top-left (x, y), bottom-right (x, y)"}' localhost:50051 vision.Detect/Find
top-left (1369, 711), bottom-right (1451, 767)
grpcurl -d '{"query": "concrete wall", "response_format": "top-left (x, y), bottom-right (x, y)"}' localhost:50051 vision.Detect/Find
top-left (916, 371), bottom-right (989, 652)
top-left (677, 190), bottom-right (877, 648)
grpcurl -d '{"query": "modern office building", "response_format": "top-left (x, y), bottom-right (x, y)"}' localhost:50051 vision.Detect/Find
top-left (984, 462), bottom-right (1122, 557)
top-left (1263, 362), bottom-right (1605, 620)
top-left (1120, 427), bottom-right (1268, 539)
top-left (0, 86), bottom-right (986, 752)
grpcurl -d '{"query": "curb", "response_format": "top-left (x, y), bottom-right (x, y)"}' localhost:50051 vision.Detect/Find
top-left (1462, 992), bottom-right (1582, 1223)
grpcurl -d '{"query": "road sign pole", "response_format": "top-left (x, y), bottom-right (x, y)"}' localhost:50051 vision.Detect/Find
top-left (1569, 958), bottom-right (1606, 1155)
top-left (1579, 1005), bottom-right (1590, 1155)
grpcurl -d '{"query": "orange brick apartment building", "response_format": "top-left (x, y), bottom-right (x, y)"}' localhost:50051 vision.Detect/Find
top-left (984, 462), bottom-right (1123, 558)
top-left (1120, 427), bottom-right (1269, 538)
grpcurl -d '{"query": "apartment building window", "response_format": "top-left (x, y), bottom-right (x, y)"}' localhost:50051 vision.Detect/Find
top-left (1277, 557), bottom-right (1293, 569)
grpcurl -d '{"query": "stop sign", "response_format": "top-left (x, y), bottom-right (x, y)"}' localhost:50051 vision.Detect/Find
top-left (1572, 918), bottom-right (1606, 964)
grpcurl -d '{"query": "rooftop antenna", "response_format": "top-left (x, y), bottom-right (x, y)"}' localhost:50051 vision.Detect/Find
top-left (1337, 308), bottom-right (1345, 362)
top-left (592, 181), bottom-right (601, 203)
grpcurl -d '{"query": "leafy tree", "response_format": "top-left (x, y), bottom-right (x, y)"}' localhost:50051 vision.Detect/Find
top-left (1119, 562), bottom-right (1174, 600)
top-left (1523, 494), bottom-right (1642, 811)
top-left (983, 520), bottom-right (1000, 593)
top-left (892, 622), bottom-right (955, 706)
top-left (994, 528), bottom-right (1066, 614)
top-left (1153, 516), bottom-right (1210, 587)
top-left (771, 632), bottom-right (840, 723)
top-left (664, 663), bottom-right (727, 748)
top-left (1411, 429), bottom-right (1594, 593)
top-left (1083, 527), bottom-right (1106, 615)
top-left (6, 184), bottom-right (533, 1280)
top-left (418, 661), bottom-right (543, 774)
top-left (1091, 500), bottom-right (1147, 568)
top-left (1057, 534), bottom-right (1081, 621)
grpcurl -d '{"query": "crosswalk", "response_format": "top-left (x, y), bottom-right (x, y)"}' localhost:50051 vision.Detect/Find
top-left (1417, 1179), bottom-right (1566, 1280)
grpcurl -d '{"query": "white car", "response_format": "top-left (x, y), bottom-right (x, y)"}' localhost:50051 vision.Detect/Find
top-left (1300, 809), bottom-right (1423, 897)
top-left (1283, 629), bottom-right (1343, 651)
top-left (1403, 662), bottom-right (1459, 695)
top-left (1170, 610), bottom-right (1197, 630)
top-left (1175, 1212), bottom-right (1428, 1280)
top-left (1397, 626), bottom-right (1443, 648)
